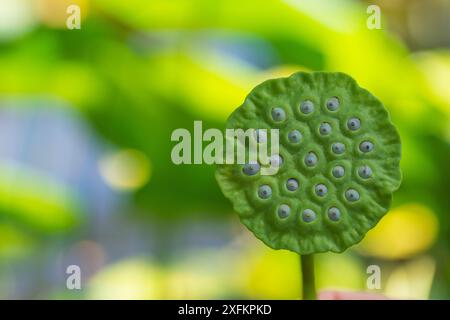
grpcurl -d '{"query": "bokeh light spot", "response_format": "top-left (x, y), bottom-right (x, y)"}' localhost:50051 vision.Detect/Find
top-left (99, 149), bottom-right (151, 192)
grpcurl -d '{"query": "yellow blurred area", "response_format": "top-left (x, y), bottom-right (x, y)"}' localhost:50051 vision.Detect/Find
top-left (99, 149), bottom-right (151, 192)
top-left (87, 250), bottom-right (236, 299)
top-left (239, 246), bottom-right (301, 299)
top-left (82, 225), bottom-right (436, 300)
top-left (414, 51), bottom-right (450, 141)
top-left (0, 60), bottom-right (106, 111)
top-left (85, 240), bottom-right (369, 299)
top-left (175, 55), bottom-right (251, 121)
top-left (385, 256), bottom-right (436, 299)
top-left (145, 51), bottom-right (311, 122)
top-left (415, 51), bottom-right (450, 114)
top-left (0, 0), bottom-right (37, 40)
top-left (238, 246), bottom-right (365, 299)
top-left (166, 250), bottom-right (237, 299)
top-left (357, 203), bottom-right (438, 260)
top-left (315, 252), bottom-right (364, 291)
top-left (35, 0), bottom-right (89, 28)
top-left (87, 258), bottom-right (163, 299)
top-left (257, 65), bottom-right (311, 81)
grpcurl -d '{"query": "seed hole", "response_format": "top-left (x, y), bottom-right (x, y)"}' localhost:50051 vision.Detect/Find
top-left (345, 188), bottom-right (360, 202)
top-left (243, 163), bottom-right (260, 176)
top-left (271, 108), bottom-right (286, 122)
top-left (302, 209), bottom-right (316, 222)
top-left (326, 97), bottom-right (340, 111)
top-left (288, 130), bottom-right (302, 143)
top-left (258, 185), bottom-right (272, 199)
top-left (286, 178), bottom-right (299, 191)
top-left (270, 154), bottom-right (283, 168)
top-left (328, 207), bottom-right (341, 221)
top-left (315, 184), bottom-right (328, 197)
top-left (358, 165), bottom-right (372, 179)
top-left (300, 100), bottom-right (314, 114)
top-left (332, 142), bottom-right (345, 154)
top-left (319, 122), bottom-right (332, 136)
top-left (304, 152), bottom-right (318, 167)
top-left (359, 141), bottom-right (374, 153)
top-left (347, 118), bottom-right (361, 131)
top-left (332, 165), bottom-right (345, 178)
top-left (278, 204), bottom-right (291, 219)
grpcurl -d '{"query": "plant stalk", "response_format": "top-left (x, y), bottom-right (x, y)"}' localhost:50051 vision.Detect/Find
top-left (301, 254), bottom-right (316, 300)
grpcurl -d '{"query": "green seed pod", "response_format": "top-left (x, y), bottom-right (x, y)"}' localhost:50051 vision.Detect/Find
top-left (216, 72), bottom-right (402, 254)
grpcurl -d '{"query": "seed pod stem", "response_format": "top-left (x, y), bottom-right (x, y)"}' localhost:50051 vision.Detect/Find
top-left (301, 254), bottom-right (316, 300)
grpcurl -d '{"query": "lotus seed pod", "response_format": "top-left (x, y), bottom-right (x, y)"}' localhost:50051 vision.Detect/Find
top-left (216, 72), bottom-right (402, 254)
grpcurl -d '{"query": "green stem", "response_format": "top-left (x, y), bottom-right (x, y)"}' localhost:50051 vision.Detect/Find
top-left (301, 254), bottom-right (316, 300)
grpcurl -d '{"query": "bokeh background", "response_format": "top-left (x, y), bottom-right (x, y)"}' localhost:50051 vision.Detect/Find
top-left (0, 0), bottom-right (449, 299)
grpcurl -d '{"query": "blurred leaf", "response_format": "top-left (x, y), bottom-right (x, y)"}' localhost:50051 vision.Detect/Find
top-left (0, 224), bottom-right (33, 259)
top-left (0, 160), bottom-right (81, 233)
